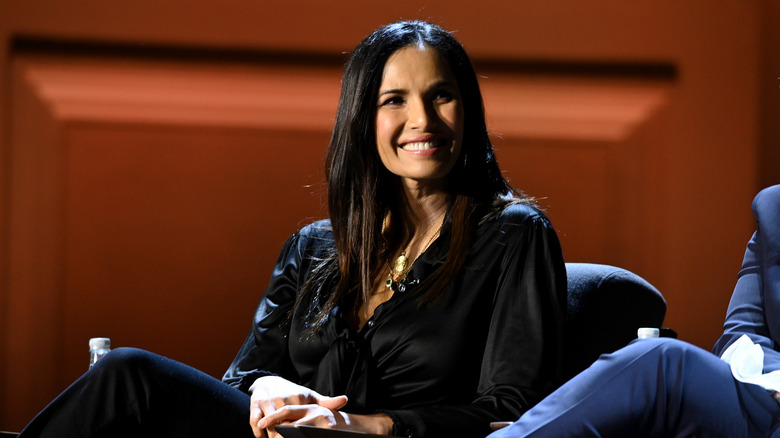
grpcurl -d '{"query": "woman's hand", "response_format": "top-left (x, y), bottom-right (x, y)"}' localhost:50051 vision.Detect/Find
top-left (257, 403), bottom-right (348, 432)
top-left (248, 376), bottom-right (348, 438)
top-left (259, 406), bottom-right (394, 437)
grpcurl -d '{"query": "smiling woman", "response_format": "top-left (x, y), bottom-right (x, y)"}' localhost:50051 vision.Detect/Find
top-left (374, 45), bottom-right (464, 184)
top-left (15, 21), bottom-right (567, 438)
top-left (372, 45), bottom-right (465, 307)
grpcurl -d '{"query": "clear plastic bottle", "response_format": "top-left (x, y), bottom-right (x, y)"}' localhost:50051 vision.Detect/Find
top-left (636, 327), bottom-right (660, 339)
top-left (89, 337), bottom-right (111, 368)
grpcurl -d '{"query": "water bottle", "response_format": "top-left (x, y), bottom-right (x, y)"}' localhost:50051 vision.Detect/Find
top-left (89, 337), bottom-right (111, 368)
top-left (637, 327), bottom-right (660, 339)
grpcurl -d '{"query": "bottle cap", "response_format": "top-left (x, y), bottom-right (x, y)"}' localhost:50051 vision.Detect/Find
top-left (637, 327), bottom-right (660, 339)
top-left (89, 337), bottom-right (111, 350)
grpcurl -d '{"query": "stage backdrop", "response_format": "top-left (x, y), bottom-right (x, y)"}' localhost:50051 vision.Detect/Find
top-left (0, 1), bottom-right (762, 430)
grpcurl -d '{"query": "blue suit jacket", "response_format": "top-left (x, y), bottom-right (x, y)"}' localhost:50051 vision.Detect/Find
top-left (713, 185), bottom-right (780, 372)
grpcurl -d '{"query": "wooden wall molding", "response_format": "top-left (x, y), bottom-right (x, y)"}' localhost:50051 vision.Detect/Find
top-left (18, 53), bottom-right (673, 141)
top-left (18, 55), bottom-right (342, 130)
top-left (481, 74), bottom-right (672, 142)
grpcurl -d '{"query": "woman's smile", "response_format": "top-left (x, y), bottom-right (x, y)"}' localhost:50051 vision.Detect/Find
top-left (402, 140), bottom-right (439, 151)
top-left (375, 45), bottom-right (464, 184)
top-left (399, 136), bottom-right (453, 154)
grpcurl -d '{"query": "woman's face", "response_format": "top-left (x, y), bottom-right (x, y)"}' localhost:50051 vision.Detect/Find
top-left (375, 45), bottom-right (464, 186)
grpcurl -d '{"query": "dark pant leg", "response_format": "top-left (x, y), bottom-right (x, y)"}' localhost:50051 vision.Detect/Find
top-left (18, 348), bottom-right (254, 438)
top-left (489, 338), bottom-right (780, 438)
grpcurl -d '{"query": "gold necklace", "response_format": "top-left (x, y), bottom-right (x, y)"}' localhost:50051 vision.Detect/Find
top-left (385, 210), bottom-right (446, 291)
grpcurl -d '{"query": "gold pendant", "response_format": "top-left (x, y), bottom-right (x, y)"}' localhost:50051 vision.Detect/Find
top-left (393, 253), bottom-right (408, 273)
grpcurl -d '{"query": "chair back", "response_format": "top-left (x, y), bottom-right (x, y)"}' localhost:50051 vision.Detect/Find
top-left (563, 262), bottom-right (667, 381)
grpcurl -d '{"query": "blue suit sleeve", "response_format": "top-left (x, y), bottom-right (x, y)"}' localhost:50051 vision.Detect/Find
top-left (713, 185), bottom-right (780, 373)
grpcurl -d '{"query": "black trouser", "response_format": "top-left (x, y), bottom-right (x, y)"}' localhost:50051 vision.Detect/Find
top-left (18, 348), bottom-right (254, 438)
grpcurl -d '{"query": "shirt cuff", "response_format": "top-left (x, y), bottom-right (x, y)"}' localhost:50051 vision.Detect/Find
top-left (380, 410), bottom-right (422, 438)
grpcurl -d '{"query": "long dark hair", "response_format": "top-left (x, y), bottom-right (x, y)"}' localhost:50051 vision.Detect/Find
top-left (302, 20), bottom-right (527, 330)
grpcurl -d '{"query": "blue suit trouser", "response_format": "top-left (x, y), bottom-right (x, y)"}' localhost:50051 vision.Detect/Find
top-left (490, 338), bottom-right (780, 438)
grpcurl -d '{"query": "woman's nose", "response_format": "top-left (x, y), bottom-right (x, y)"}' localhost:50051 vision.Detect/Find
top-left (408, 98), bottom-right (435, 130)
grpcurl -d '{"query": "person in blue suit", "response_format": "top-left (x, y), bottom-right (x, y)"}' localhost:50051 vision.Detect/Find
top-left (489, 184), bottom-right (780, 438)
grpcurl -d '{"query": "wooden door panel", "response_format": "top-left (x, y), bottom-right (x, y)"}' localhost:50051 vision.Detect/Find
top-left (62, 126), bottom-right (328, 381)
top-left (6, 53), bottom-right (335, 427)
top-left (481, 73), bottom-right (672, 272)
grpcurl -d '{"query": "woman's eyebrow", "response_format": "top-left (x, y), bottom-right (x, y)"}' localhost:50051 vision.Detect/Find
top-left (378, 88), bottom-right (406, 96)
top-left (380, 81), bottom-right (455, 95)
top-left (430, 80), bottom-right (456, 89)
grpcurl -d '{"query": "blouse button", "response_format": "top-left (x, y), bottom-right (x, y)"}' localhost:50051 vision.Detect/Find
top-left (367, 320), bottom-right (375, 328)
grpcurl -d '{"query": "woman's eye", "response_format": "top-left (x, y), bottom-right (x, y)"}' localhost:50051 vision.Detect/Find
top-left (380, 96), bottom-right (404, 106)
top-left (433, 90), bottom-right (454, 102)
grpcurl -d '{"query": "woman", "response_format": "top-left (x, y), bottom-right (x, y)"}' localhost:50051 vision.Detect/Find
top-left (18, 20), bottom-right (566, 438)
top-left (488, 185), bottom-right (780, 437)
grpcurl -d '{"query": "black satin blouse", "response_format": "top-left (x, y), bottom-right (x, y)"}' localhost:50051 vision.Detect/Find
top-left (223, 203), bottom-right (567, 437)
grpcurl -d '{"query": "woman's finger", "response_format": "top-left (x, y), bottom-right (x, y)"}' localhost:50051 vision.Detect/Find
top-left (258, 405), bottom-right (309, 430)
top-left (316, 395), bottom-right (348, 410)
top-left (249, 400), bottom-right (271, 438)
top-left (250, 411), bottom-right (267, 438)
top-left (256, 399), bottom-right (280, 418)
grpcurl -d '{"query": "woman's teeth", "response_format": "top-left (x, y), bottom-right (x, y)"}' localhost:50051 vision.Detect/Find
top-left (402, 141), bottom-right (438, 151)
